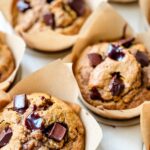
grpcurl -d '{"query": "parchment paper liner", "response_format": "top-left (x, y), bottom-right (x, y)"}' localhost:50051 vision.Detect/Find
top-left (0, 0), bottom-right (104, 52)
top-left (108, 0), bottom-right (137, 3)
top-left (140, 0), bottom-right (150, 29)
top-left (141, 102), bottom-right (150, 150)
top-left (64, 2), bottom-right (150, 120)
top-left (0, 31), bottom-right (25, 91)
top-left (0, 60), bottom-right (102, 150)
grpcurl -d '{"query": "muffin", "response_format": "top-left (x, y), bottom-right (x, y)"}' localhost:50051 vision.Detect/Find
top-left (0, 93), bottom-right (85, 150)
top-left (12, 0), bottom-right (91, 35)
top-left (74, 38), bottom-right (150, 110)
top-left (0, 32), bottom-right (15, 83)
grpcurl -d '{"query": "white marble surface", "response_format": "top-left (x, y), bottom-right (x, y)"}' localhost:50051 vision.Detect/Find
top-left (0, 2), bottom-right (147, 150)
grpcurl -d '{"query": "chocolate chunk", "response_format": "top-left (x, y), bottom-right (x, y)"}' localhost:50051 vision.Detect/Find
top-left (25, 112), bottom-right (44, 131)
top-left (47, 0), bottom-right (54, 3)
top-left (13, 94), bottom-right (28, 113)
top-left (135, 51), bottom-right (149, 67)
top-left (109, 73), bottom-right (125, 96)
top-left (119, 37), bottom-right (135, 48)
top-left (108, 44), bottom-right (125, 61)
top-left (88, 53), bottom-right (103, 67)
top-left (0, 127), bottom-right (12, 148)
top-left (47, 123), bottom-right (67, 142)
top-left (68, 0), bottom-right (85, 16)
top-left (43, 13), bottom-right (55, 29)
top-left (17, 0), bottom-right (31, 13)
top-left (90, 87), bottom-right (101, 100)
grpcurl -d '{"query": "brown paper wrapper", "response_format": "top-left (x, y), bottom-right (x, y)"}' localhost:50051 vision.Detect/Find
top-left (64, 2), bottom-right (150, 120)
top-left (0, 60), bottom-right (102, 150)
top-left (141, 102), bottom-right (150, 150)
top-left (0, 31), bottom-right (25, 91)
top-left (140, 0), bottom-right (150, 27)
top-left (0, 0), bottom-right (104, 52)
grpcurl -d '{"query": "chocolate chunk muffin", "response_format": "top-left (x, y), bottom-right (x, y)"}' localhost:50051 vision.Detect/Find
top-left (0, 32), bottom-right (15, 83)
top-left (12, 0), bottom-right (91, 35)
top-left (0, 93), bottom-right (85, 150)
top-left (74, 38), bottom-right (150, 110)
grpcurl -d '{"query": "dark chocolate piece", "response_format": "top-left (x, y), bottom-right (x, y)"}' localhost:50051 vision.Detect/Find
top-left (13, 94), bottom-right (28, 113)
top-left (109, 73), bottom-right (125, 96)
top-left (47, 123), bottom-right (67, 142)
top-left (108, 44), bottom-right (125, 61)
top-left (119, 37), bottom-right (135, 48)
top-left (17, 0), bottom-right (31, 13)
top-left (88, 53), bottom-right (103, 67)
top-left (25, 112), bottom-right (44, 131)
top-left (0, 127), bottom-right (12, 148)
top-left (90, 87), bottom-right (101, 100)
top-left (43, 13), bottom-right (55, 29)
top-left (68, 0), bottom-right (85, 16)
top-left (135, 51), bottom-right (149, 67)
top-left (47, 0), bottom-right (54, 3)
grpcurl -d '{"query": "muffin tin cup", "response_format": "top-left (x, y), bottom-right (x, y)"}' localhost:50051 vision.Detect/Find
top-left (0, 60), bottom-right (102, 150)
top-left (0, 0), bottom-right (105, 52)
top-left (64, 2), bottom-right (150, 120)
top-left (141, 102), bottom-right (150, 150)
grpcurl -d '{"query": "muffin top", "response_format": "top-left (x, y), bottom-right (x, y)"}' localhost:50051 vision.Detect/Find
top-left (0, 32), bottom-right (15, 83)
top-left (0, 93), bottom-right (84, 150)
top-left (74, 38), bottom-right (150, 110)
top-left (13, 0), bottom-right (91, 35)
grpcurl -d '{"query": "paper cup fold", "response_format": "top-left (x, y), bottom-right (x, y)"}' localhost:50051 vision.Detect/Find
top-left (141, 102), bottom-right (150, 150)
top-left (64, 2), bottom-right (150, 120)
top-left (0, 60), bottom-right (102, 150)
top-left (140, 0), bottom-right (150, 29)
top-left (0, 31), bottom-right (25, 91)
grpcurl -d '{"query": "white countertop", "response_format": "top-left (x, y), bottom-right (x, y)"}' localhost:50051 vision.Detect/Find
top-left (1, 2), bottom-right (147, 150)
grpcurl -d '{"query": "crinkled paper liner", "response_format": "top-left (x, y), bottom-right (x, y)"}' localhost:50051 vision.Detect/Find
top-left (64, 2), bottom-right (150, 120)
top-left (140, 0), bottom-right (150, 29)
top-left (141, 102), bottom-right (150, 150)
top-left (0, 12), bottom-right (26, 91)
top-left (0, 32), bottom-right (25, 91)
top-left (0, 60), bottom-right (102, 150)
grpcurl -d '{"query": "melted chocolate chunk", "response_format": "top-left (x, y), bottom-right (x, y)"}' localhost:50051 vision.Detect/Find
top-left (25, 113), bottom-right (44, 131)
top-left (135, 51), bottom-right (149, 67)
top-left (17, 0), bottom-right (31, 13)
top-left (108, 44), bottom-right (125, 61)
top-left (109, 73), bottom-right (125, 96)
top-left (68, 0), bottom-right (85, 16)
top-left (40, 96), bottom-right (53, 110)
top-left (43, 13), bottom-right (55, 29)
top-left (88, 53), bottom-right (103, 67)
top-left (119, 37), bottom-right (135, 48)
top-left (0, 127), bottom-right (12, 148)
top-left (45, 123), bottom-right (67, 142)
top-left (90, 87), bottom-right (101, 100)
top-left (47, 0), bottom-right (54, 3)
top-left (13, 94), bottom-right (28, 113)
